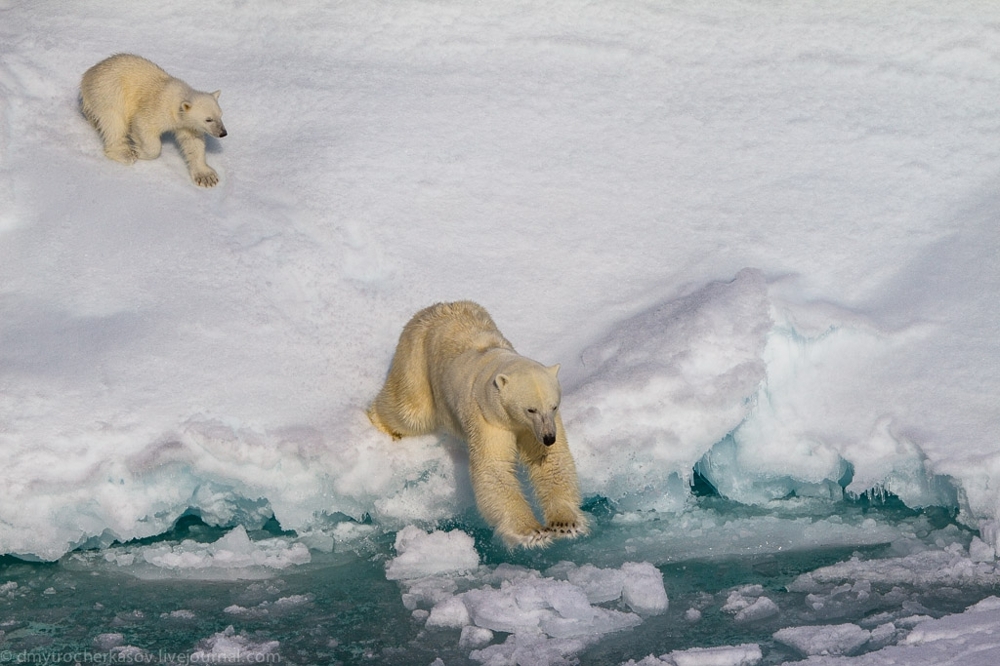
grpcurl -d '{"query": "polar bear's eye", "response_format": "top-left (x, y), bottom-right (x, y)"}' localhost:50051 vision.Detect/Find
top-left (526, 408), bottom-right (537, 414)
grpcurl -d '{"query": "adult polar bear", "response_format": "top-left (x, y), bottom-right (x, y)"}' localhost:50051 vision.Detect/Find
top-left (368, 301), bottom-right (588, 548)
top-left (80, 54), bottom-right (227, 187)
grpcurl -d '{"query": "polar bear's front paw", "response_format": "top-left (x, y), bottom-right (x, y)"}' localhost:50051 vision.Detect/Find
top-left (546, 514), bottom-right (590, 540)
top-left (500, 525), bottom-right (553, 549)
top-left (191, 167), bottom-right (219, 188)
top-left (517, 528), bottom-right (554, 549)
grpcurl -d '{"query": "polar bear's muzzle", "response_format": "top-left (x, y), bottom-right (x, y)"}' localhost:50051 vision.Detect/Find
top-left (532, 414), bottom-right (557, 447)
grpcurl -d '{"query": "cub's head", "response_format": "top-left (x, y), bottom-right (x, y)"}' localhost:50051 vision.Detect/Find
top-left (181, 90), bottom-right (227, 138)
top-left (494, 362), bottom-right (562, 447)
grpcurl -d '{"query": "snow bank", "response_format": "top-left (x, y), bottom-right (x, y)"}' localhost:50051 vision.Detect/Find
top-left (568, 268), bottom-right (771, 511)
top-left (1, 0), bottom-right (1000, 563)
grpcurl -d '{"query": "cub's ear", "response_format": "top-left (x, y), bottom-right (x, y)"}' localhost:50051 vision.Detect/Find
top-left (494, 374), bottom-right (509, 391)
top-left (180, 101), bottom-right (192, 113)
top-left (546, 364), bottom-right (561, 377)
top-left (211, 90), bottom-right (221, 100)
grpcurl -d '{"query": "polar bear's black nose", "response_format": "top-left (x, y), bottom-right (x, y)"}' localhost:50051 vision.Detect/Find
top-left (219, 129), bottom-right (228, 138)
top-left (543, 434), bottom-right (556, 446)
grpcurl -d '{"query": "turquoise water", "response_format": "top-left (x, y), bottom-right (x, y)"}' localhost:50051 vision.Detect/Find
top-left (0, 497), bottom-right (996, 666)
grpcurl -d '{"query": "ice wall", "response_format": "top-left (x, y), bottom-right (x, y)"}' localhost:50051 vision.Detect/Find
top-left (566, 268), bottom-right (771, 510)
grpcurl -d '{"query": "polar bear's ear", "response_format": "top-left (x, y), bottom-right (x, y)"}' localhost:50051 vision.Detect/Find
top-left (211, 90), bottom-right (221, 100)
top-left (494, 374), bottom-right (509, 391)
top-left (180, 101), bottom-right (192, 113)
top-left (547, 364), bottom-right (561, 377)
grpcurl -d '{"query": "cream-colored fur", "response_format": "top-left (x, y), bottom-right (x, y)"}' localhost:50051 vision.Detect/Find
top-left (368, 301), bottom-right (588, 548)
top-left (80, 54), bottom-right (227, 187)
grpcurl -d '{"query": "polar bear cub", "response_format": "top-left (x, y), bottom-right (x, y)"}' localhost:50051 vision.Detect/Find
top-left (368, 301), bottom-right (589, 548)
top-left (80, 54), bottom-right (227, 187)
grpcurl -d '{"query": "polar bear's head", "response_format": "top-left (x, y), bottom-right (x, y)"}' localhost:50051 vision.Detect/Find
top-left (494, 362), bottom-right (562, 446)
top-left (180, 90), bottom-right (227, 138)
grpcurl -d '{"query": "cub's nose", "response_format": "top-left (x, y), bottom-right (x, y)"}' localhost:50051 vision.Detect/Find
top-left (218, 129), bottom-right (228, 138)
top-left (543, 433), bottom-right (556, 446)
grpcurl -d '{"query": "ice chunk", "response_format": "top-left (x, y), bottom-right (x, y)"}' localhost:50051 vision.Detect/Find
top-left (667, 643), bottom-right (763, 666)
top-left (903, 596), bottom-right (1000, 646)
top-left (384, 526), bottom-right (480, 580)
top-left (87, 526), bottom-right (309, 579)
top-left (548, 561), bottom-right (626, 604)
top-left (461, 576), bottom-right (641, 639)
top-left (621, 562), bottom-right (669, 615)
top-left (93, 633), bottom-right (124, 650)
top-left (787, 547), bottom-right (1000, 591)
top-left (773, 623), bottom-right (870, 656)
top-left (720, 585), bottom-right (777, 623)
top-left (426, 595), bottom-right (471, 629)
top-left (400, 575), bottom-right (458, 611)
top-left (969, 535), bottom-right (995, 562)
top-left (734, 597), bottom-right (778, 623)
top-left (190, 625), bottom-right (280, 664)
top-left (470, 632), bottom-right (597, 666)
top-left (459, 625), bottom-right (494, 650)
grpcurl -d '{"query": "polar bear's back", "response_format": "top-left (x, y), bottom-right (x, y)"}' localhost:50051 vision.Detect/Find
top-left (80, 54), bottom-right (179, 126)
top-left (411, 301), bottom-right (512, 361)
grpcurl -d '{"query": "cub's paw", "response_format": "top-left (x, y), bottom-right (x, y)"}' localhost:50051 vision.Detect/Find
top-left (191, 167), bottom-right (219, 188)
top-left (105, 146), bottom-right (137, 164)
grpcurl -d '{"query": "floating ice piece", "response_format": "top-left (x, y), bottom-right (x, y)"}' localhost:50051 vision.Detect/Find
top-left (787, 547), bottom-right (1000, 592)
top-left (620, 644), bottom-right (762, 666)
top-left (773, 623), bottom-right (870, 656)
top-left (720, 585), bottom-right (778, 622)
top-left (969, 536), bottom-right (995, 563)
top-left (401, 575), bottom-right (458, 610)
top-left (470, 632), bottom-right (597, 666)
top-left (190, 625), bottom-right (279, 664)
top-left (426, 594), bottom-right (472, 629)
top-left (621, 562), bottom-right (669, 615)
top-left (429, 572), bottom-right (641, 640)
top-left (547, 561), bottom-right (626, 604)
top-left (384, 526), bottom-right (480, 581)
top-left (87, 525), bottom-right (310, 580)
top-left (668, 643), bottom-right (763, 666)
top-left (735, 597), bottom-right (779, 623)
top-left (93, 633), bottom-right (124, 650)
top-left (459, 625), bottom-right (494, 650)
top-left (903, 595), bottom-right (1000, 647)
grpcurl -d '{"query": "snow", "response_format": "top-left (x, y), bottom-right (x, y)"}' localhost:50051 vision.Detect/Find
top-left (3, 0), bottom-right (1000, 563)
top-left (3, 0), bottom-right (1000, 663)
